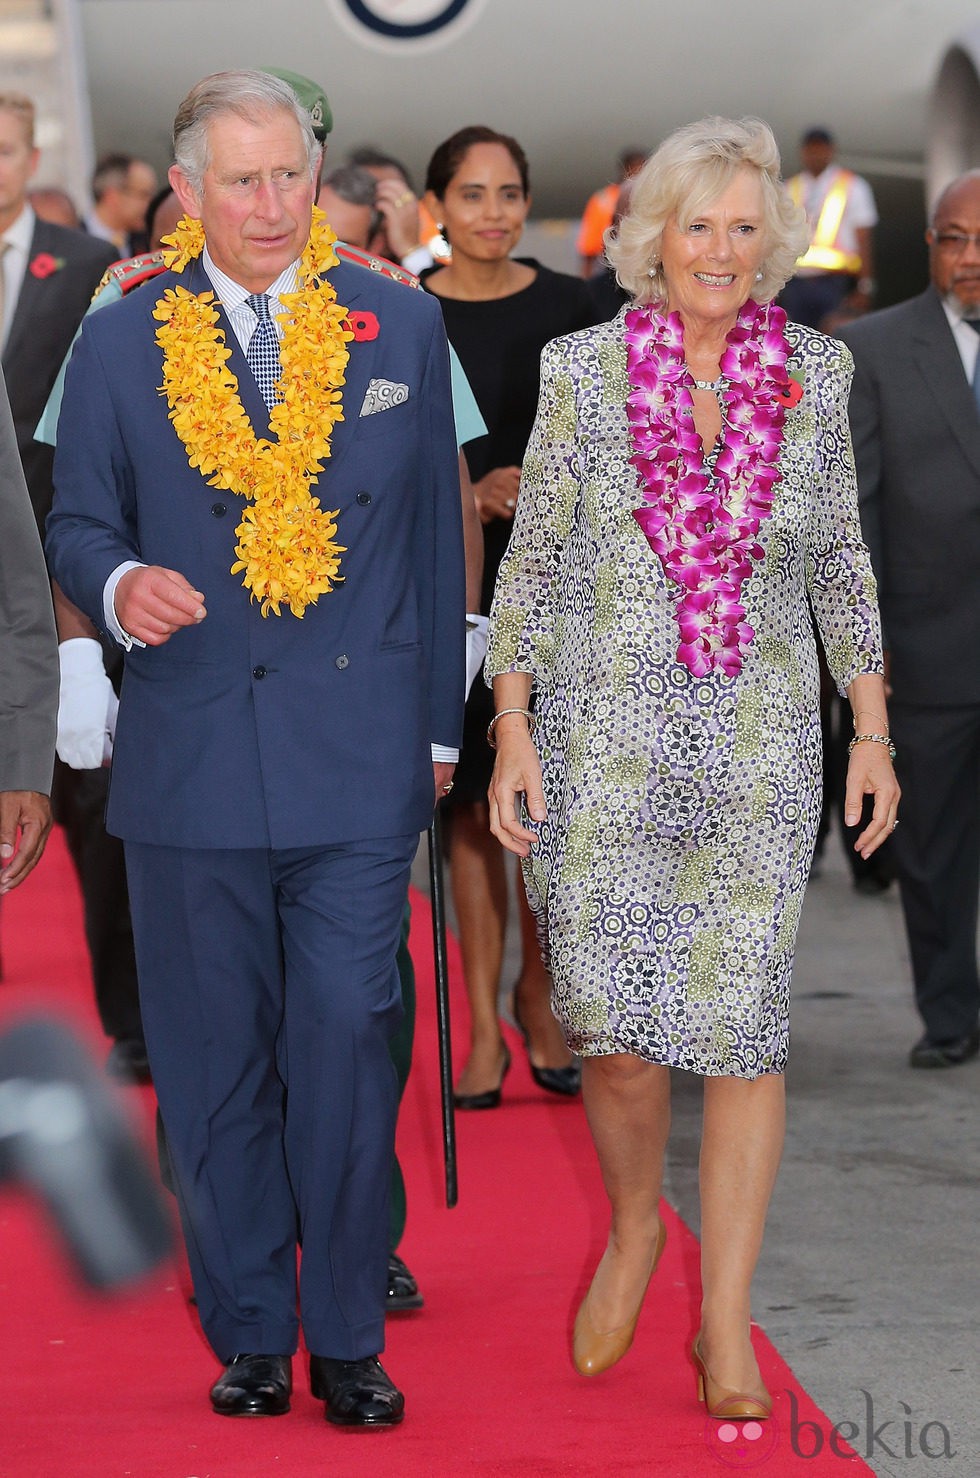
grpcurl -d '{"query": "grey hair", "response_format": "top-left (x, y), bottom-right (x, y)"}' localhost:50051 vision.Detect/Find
top-left (605, 116), bottom-right (810, 307)
top-left (172, 70), bottom-right (320, 194)
top-left (321, 164), bottom-right (378, 209)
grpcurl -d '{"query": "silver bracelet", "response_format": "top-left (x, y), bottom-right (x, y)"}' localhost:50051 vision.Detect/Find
top-left (487, 707), bottom-right (535, 750)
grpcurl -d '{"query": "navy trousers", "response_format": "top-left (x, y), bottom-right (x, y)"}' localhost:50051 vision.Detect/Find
top-left (125, 834), bottom-right (416, 1363)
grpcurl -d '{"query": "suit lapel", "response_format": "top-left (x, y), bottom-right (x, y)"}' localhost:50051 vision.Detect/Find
top-left (910, 289), bottom-right (980, 479)
top-left (313, 264), bottom-right (380, 481)
top-left (3, 220), bottom-right (56, 368)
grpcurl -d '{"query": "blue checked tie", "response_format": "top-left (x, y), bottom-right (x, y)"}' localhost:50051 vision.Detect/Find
top-left (246, 292), bottom-right (281, 409)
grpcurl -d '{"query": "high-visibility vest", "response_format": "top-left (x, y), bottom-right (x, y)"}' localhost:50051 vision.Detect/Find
top-left (789, 170), bottom-right (863, 275)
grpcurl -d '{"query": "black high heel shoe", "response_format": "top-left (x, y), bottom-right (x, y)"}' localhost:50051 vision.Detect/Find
top-left (512, 1001), bottom-right (581, 1097)
top-left (453, 1046), bottom-right (511, 1110)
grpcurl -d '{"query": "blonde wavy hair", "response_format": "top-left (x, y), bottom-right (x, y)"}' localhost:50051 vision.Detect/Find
top-left (605, 116), bottom-right (809, 307)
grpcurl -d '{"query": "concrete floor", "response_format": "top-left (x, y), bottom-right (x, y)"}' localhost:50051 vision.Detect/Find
top-left (418, 825), bottom-right (979, 1477)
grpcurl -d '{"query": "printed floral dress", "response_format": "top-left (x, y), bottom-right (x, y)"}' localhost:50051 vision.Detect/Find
top-left (485, 310), bottom-right (883, 1078)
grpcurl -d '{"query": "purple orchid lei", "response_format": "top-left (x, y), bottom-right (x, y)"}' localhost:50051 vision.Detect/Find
top-left (625, 298), bottom-right (792, 677)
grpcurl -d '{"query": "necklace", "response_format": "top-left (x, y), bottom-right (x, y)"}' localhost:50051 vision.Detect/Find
top-left (153, 206), bottom-right (351, 618)
top-left (623, 299), bottom-right (792, 677)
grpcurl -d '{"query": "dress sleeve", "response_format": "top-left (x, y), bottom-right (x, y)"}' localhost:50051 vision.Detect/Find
top-left (485, 337), bottom-right (584, 689)
top-left (804, 338), bottom-right (884, 694)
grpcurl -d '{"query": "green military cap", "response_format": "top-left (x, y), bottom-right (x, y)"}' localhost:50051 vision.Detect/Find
top-left (265, 67), bottom-right (333, 142)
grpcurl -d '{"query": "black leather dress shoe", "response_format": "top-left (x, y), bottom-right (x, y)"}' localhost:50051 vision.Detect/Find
top-left (909, 1030), bottom-right (980, 1069)
top-left (210, 1354), bottom-right (292, 1416)
top-left (309, 1355), bottom-right (404, 1427)
top-left (386, 1251), bottom-right (424, 1311)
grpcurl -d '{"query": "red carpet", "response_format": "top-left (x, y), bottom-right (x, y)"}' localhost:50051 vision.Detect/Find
top-left (1, 830), bottom-right (872, 1475)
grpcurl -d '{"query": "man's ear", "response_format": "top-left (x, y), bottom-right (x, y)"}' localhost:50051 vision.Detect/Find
top-left (168, 163), bottom-right (201, 220)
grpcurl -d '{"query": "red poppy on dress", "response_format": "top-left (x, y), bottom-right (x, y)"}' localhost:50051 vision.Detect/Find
top-left (775, 377), bottom-right (804, 408)
top-left (344, 310), bottom-right (380, 341)
top-left (29, 252), bottom-right (65, 279)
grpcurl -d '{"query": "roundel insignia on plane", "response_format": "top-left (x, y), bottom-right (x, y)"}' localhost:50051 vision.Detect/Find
top-left (328, 0), bottom-right (485, 43)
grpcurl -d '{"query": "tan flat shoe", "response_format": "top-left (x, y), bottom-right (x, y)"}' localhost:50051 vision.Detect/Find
top-left (572, 1217), bottom-right (667, 1376)
top-left (691, 1333), bottom-right (772, 1419)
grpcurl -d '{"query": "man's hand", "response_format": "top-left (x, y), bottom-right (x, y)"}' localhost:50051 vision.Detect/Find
top-left (433, 761), bottom-right (456, 810)
top-left (115, 566), bottom-right (206, 646)
top-left (0, 791), bottom-right (53, 893)
top-left (473, 467), bottom-right (522, 524)
top-left (374, 178), bottom-right (422, 261)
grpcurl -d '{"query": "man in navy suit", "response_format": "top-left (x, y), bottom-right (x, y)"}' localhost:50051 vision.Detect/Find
top-left (46, 70), bottom-right (464, 1426)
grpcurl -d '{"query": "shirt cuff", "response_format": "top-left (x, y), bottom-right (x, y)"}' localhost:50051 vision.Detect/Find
top-left (103, 560), bottom-right (147, 649)
top-left (431, 743), bottom-right (459, 763)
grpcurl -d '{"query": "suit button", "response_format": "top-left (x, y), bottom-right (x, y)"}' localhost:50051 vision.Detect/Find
top-left (356, 492), bottom-right (371, 506)
top-left (335, 654), bottom-right (349, 670)
top-left (252, 665), bottom-right (267, 679)
top-left (211, 502), bottom-right (228, 517)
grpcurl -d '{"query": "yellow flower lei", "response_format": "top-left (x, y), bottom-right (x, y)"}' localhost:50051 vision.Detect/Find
top-left (153, 206), bottom-right (352, 616)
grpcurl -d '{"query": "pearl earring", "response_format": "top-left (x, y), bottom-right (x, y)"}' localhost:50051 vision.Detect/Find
top-left (756, 270), bottom-right (764, 281)
top-left (647, 261), bottom-right (659, 277)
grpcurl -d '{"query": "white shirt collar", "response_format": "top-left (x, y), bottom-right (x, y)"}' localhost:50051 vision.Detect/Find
top-left (201, 244), bottom-right (301, 312)
top-left (943, 291), bottom-right (979, 327)
top-left (1, 203), bottom-right (35, 254)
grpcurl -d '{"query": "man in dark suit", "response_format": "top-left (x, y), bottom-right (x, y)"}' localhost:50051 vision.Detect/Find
top-left (82, 152), bottom-right (157, 259)
top-left (840, 170), bottom-right (980, 1070)
top-left (0, 90), bottom-right (146, 1078)
top-left (47, 70), bottom-right (464, 1426)
top-left (0, 365), bottom-right (57, 894)
top-left (0, 92), bottom-right (117, 526)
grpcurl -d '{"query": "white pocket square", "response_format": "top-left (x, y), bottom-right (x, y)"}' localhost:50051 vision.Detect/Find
top-left (360, 378), bottom-right (410, 417)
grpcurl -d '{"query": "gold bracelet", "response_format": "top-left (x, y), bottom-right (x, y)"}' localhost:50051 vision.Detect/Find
top-left (487, 707), bottom-right (535, 750)
top-left (848, 732), bottom-right (896, 760)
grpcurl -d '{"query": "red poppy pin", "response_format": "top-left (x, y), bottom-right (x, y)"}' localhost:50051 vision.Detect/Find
top-left (776, 369), bottom-right (804, 408)
top-left (29, 252), bottom-right (65, 279)
top-left (344, 310), bottom-right (380, 342)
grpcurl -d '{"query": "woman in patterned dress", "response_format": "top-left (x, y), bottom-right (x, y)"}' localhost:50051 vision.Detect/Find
top-left (485, 118), bottom-right (899, 1415)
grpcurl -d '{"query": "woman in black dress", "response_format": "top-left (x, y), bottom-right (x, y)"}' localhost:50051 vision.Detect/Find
top-left (422, 126), bottom-right (594, 1107)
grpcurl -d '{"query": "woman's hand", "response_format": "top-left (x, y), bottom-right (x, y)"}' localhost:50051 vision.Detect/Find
top-left (473, 466), bottom-right (522, 524)
top-left (844, 740), bottom-right (901, 859)
top-left (488, 727), bottom-right (546, 856)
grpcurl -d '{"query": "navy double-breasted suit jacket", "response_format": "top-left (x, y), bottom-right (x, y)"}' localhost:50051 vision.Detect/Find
top-left (46, 255), bottom-right (465, 849)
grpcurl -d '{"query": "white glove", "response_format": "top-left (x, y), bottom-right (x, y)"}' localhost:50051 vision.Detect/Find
top-left (57, 638), bottom-right (118, 769)
top-left (465, 614), bottom-right (489, 699)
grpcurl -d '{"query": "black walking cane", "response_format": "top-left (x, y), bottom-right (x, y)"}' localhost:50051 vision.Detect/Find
top-left (427, 810), bottom-right (458, 1208)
